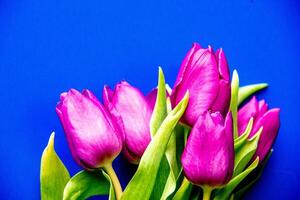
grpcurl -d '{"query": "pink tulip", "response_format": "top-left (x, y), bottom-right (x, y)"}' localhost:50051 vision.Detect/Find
top-left (103, 81), bottom-right (153, 164)
top-left (56, 89), bottom-right (123, 169)
top-left (238, 96), bottom-right (280, 162)
top-left (171, 43), bottom-right (231, 126)
top-left (181, 112), bottom-right (234, 186)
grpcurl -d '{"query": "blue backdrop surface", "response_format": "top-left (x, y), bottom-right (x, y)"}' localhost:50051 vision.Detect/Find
top-left (0, 0), bottom-right (299, 199)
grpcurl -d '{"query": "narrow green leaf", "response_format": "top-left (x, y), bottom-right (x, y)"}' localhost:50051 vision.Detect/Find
top-left (150, 67), bottom-right (167, 137)
top-left (150, 68), bottom-right (186, 200)
top-left (63, 170), bottom-right (113, 200)
top-left (160, 125), bottom-right (186, 199)
top-left (233, 128), bottom-right (262, 177)
top-left (233, 150), bottom-right (273, 200)
top-left (150, 156), bottom-right (171, 200)
top-left (40, 132), bottom-right (70, 200)
top-left (149, 67), bottom-right (171, 199)
top-left (121, 92), bottom-right (189, 200)
top-left (172, 178), bottom-right (193, 200)
top-left (214, 158), bottom-right (259, 200)
top-left (230, 70), bottom-right (239, 139)
top-left (234, 118), bottom-right (253, 150)
top-left (238, 83), bottom-right (268, 106)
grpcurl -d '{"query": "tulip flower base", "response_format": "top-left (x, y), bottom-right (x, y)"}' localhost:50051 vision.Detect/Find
top-left (40, 42), bottom-right (280, 200)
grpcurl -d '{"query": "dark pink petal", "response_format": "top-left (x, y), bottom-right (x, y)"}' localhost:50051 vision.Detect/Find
top-left (252, 109), bottom-right (280, 161)
top-left (181, 112), bottom-right (234, 186)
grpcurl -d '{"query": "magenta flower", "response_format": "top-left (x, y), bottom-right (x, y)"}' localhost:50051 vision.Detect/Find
top-left (171, 43), bottom-right (231, 126)
top-left (56, 89), bottom-right (123, 169)
top-left (238, 96), bottom-right (280, 161)
top-left (103, 81), bottom-right (152, 164)
top-left (181, 111), bottom-right (234, 186)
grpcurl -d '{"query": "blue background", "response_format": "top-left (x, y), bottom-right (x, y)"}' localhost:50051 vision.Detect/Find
top-left (0, 0), bottom-right (299, 199)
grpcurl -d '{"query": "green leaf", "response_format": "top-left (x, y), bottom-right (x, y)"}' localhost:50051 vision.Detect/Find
top-left (121, 92), bottom-right (189, 200)
top-left (234, 118), bottom-right (253, 150)
top-left (150, 67), bottom-right (167, 137)
top-left (214, 158), bottom-right (259, 200)
top-left (63, 170), bottom-right (114, 200)
top-left (233, 128), bottom-right (262, 177)
top-left (149, 67), bottom-right (186, 200)
top-left (230, 70), bottom-right (239, 139)
top-left (238, 83), bottom-right (268, 106)
top-left (149, 67), bottom-right (170, 199)
top-left (40, 132), bottom-right (70, 200)
top-left (160, 125), bottom-right (186, 200)
top-left (233, 150), bottom-right (273, 200)
top-left (172, 178), bottom-right (193, 200)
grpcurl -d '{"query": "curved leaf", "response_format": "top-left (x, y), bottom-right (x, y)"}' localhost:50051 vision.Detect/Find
top-left (63, 170), bottom-right (116, 200)
top-left (121, 92), bottom-right (189, 200)
top-left (234, 118), bottom-right (253, 150)
top-left (233, 150), bottom-right (273, 200)
top-left (150, 68), bottom-right (186, 200)
top-left (238, 83), bottom-right (268, 106)
top-left (40, 132), bottom-right (70, 200)
top-left (172, 178), bottom-right (193, 200)
top-left (214, 158), bottom-right (259, 200)
top-left (63, 170), bottom-right (113, 200)
top-left (233, 128), bottom-right (262, 177)
top-left (150, 67), bottom-right (167, 137)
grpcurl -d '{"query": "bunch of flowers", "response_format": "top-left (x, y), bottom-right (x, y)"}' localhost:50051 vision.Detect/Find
top-left (40, 42), bottom-right (280, 200)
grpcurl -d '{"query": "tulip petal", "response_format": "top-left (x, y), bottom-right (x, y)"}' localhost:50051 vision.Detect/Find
top-left (181, 112), bottom-right (234, 186)
top-left (56, 89), bottom-right (122, 169)
top-left (211, 79), bottom-right (231, 115)
top-left (172, 48), bottom-right (220, 125)
top-left (103, 85), bottom-right (115, 108)
top-left (111, 83), bottom-right (152, 162)
top-left (215, 48), bottom-right (230, 81)
top-left (252, 109), bottom-right (280, 161)
top-left (173, 43), bottom-right (201, 89)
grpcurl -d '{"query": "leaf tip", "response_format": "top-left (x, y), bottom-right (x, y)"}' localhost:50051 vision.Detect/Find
top-left (47, 131), bottom-right (56, 150)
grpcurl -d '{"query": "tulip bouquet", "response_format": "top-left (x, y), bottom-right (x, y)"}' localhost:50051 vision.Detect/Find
top-left (40, 43), bottom-right (280, 200)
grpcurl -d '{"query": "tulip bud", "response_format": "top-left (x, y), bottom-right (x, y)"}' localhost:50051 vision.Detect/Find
top-left (103, 81), bottom-right (152, 164)
top-left (238, 96), bottom-right (280, 162)
top-left (171, 43), bottom-right (231, 126)
top-left (56, 89), bottom-right (123, 169)
top-left (181, 111), bottom-right (234, 187)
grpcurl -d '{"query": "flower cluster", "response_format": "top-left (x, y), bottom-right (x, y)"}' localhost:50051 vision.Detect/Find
top-left (40, 42), bottom-right (280, 200)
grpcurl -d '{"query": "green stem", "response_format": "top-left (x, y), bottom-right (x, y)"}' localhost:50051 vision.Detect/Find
top-left (104, 164), bottom-right (123, 200)
top-left (202, 186), bottom-right (213, 200)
